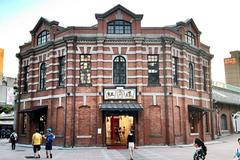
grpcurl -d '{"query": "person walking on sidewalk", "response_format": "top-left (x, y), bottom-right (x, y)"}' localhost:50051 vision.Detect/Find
top-left (32, 129), bottom-right (42, 158)
top-left (9, 130), bottom-right (18, 150)
top-left (193, 138), bottom-right (207, 160)
top-left (233, 138), bottom-right (240, 160)
top-left (127, 130), bottom-right (135, 160)
top-left (43, 128), bottom-right (55, 159)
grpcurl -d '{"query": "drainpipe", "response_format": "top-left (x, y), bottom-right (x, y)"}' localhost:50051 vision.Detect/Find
top-left (71, 37), bottom-right (77, 147)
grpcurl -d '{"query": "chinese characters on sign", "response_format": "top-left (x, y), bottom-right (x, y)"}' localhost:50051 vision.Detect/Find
top-left (224, 58), bottom-right (236, 65)
top-left (104, 87), bottom-right (136, 100)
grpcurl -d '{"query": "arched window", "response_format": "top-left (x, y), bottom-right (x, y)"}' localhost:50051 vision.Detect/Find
top-left (39, 63), bottom-right (46, 89)
top-left (107, 20), bottom-right (131, 34)
top-left (189, 63), bottom-right (194, 89)
top-left (37, 30), bottom-right (50, 45)
top-left (221, 114), bottom-right (228, 130)
top-left (185, 31), bottom-right (195, 46)
top-left (113, 56), bottom-right (126, 84)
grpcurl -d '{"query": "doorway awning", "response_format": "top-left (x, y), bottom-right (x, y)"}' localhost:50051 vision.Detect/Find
top-left (99, 103), bottom-right (143, 111)
top-left (19, 105), bottom-right (48, 113)
top-left (188, 105), bottom-right (213, 112)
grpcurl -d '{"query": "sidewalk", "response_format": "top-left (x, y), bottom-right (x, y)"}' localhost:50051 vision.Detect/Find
top-left (0, 134), bottom-right (238, 160)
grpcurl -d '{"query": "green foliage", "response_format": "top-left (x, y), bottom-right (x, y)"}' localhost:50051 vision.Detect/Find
top-left (0, 105), bottom-right (14, 114)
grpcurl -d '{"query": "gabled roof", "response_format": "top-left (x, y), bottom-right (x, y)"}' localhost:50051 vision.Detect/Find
top-left (30, 17), bottom-right (60, 34)
top-left (95, 4), bottom-right (143, 20)
top-left (176, 18), bottom-right (201, 34)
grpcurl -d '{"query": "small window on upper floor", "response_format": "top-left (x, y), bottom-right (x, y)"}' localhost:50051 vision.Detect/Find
top-left (37, 30), bottom-right (50, 45)
top-left (185, 31), bottom-right (195, 46)
top-left (107, 20), bottom-right (131, 34)
top-left (39, 63), bottom-right (46, 90)
top-left (188, 62), bottom-right (194, 89)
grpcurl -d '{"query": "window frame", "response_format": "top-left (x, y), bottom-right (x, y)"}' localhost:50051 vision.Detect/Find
top-left (39, 63), bottom-right (46, 90)
top-left (185, 31), bottom-right (195, 46)
top-left (203, 66), bottom-right (207, 91)
top-left (58, 56), bottom-right (65, 87)
top-left (37, 30), bottom-right (50, 46)
top-left (148, 55), bottom-right (159, 85)
top-left (22, 113), bottom-right (27, 134)
top-left (172, 56), bottom-right (178, 86)
top-left (113, 56), bottom-right (127, 84)
top-left (23, 66), bottom-right (29, 92)
top-left (80, 54), bottom-right (91, 85)
top-left (189, 111), bottom-right (199, 133)
top-left (107, 20), bottom-right (132, 34)
top-left (205, 113), bottom-right (210, 133)
top-left (188, 62), bottom-right (194, 89)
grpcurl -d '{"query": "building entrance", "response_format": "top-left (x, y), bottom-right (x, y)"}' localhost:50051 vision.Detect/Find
top-left (105, 115), bottom-right (134, 145)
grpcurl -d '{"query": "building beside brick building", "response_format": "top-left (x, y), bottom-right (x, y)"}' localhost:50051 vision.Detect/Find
top-left (212, 81), bottom-right (240, 136)
top-left (224, 51), bottom-right (240, 87)
top-left (16, 5), bottom-right (214, 147)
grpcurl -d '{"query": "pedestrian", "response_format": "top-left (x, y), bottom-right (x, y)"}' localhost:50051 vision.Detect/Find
top-left (43, 128), bottom-right (55, 158)
top-left (233, 138), bottom-right (240, 160)
top-left (127, 130), bottom-right (135, 160)
top-left (193, 138), bottom-right (207, 160)
top-left (32, 129), bottom-right (42, 158)
top-left (9, 130), bottom-right (18, 150)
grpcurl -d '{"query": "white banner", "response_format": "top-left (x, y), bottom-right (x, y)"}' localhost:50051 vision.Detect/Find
top-left (6, 87), bottom-right (14, 105)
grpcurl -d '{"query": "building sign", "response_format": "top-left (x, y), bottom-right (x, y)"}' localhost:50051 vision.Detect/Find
top-left (104, 87), bottom-right (136, 100)
top-left (224, 58), bottom-right (236, 65)
top-left (6, 87), bottom-right (14, 105)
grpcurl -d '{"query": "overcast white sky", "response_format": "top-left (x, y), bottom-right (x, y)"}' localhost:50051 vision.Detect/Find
top-left (1, 0), bottom-right (239, 83)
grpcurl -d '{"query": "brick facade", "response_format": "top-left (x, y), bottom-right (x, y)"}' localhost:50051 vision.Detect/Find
top-left (16, 5), bottom-right (214, 146)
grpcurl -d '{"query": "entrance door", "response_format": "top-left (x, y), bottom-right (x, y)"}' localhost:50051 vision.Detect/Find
top-left (106, 115), bottom-right (134, 145)
top-left (111, 117), bottom-right (119, 144)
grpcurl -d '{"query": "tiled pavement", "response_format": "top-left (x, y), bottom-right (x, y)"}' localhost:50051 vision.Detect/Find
top-left (0, 134), bottom-right (238, 160)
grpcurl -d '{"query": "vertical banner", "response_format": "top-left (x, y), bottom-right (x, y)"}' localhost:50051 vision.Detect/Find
top-left (6, 87), bottom-right (14, 105)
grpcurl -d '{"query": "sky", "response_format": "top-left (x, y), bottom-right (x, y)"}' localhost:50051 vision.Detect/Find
top-left (0, 0), bottom-right (240, 83)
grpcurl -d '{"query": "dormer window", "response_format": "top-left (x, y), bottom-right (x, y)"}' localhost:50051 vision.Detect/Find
top-left (185, 31), bottom-right (195, 46)
top-left (107, 20), bottom-right (131, 34)
top-left (37, 30), bottom-right (50, 45)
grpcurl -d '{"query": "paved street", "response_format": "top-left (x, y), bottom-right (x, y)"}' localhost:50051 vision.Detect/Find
top-left (0, 134), bottom-right (238, 160)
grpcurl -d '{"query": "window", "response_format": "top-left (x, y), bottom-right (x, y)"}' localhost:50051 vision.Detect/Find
top-left (37, 30), bottom-right (50, 45)
top-left (113, 56), bottom-right (126, 84)
top-left (172, 57), bottom-right (178, 86)
top-left (221, 114), bottom-right (228, 130)
top-left (80, 54), bottom-right (91, 84)
top-left (23, 66), bottom-right (29, 92)
top-left (107, 20), bottom-right (131, 34)
top-left (189, 111), bottom-right (199, 133)
top-left (203, 66), bottom-right (207, 91)
top-left (22, 113), bottom-right (27, 134)
top-left (189, 63), bottom-right (194, 89)
top-left (148, 55), bottom-right (159, 85)
top-left (58, 56), bottom-right (65, 86)
top-left (205, 113), bottom-right (210, 132)
top-left (39, 63), bottom-right (46, 89)
top-left (185, 31), bottom-right (195, 46)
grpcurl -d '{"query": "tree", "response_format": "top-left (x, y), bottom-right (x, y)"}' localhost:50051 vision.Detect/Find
top-left (0, 105), bottom-right (14, 113)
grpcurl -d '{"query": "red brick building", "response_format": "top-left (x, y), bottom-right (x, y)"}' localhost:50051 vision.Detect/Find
top-left (16, 5), bottom-right (214, 147)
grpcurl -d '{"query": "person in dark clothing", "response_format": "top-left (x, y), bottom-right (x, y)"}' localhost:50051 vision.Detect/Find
top-left (127, 130), bottom-right (135, 160)
top-left (193, 138), bottom-right (207, 160)
top-left (9, 130), bottom-right (18, 150)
